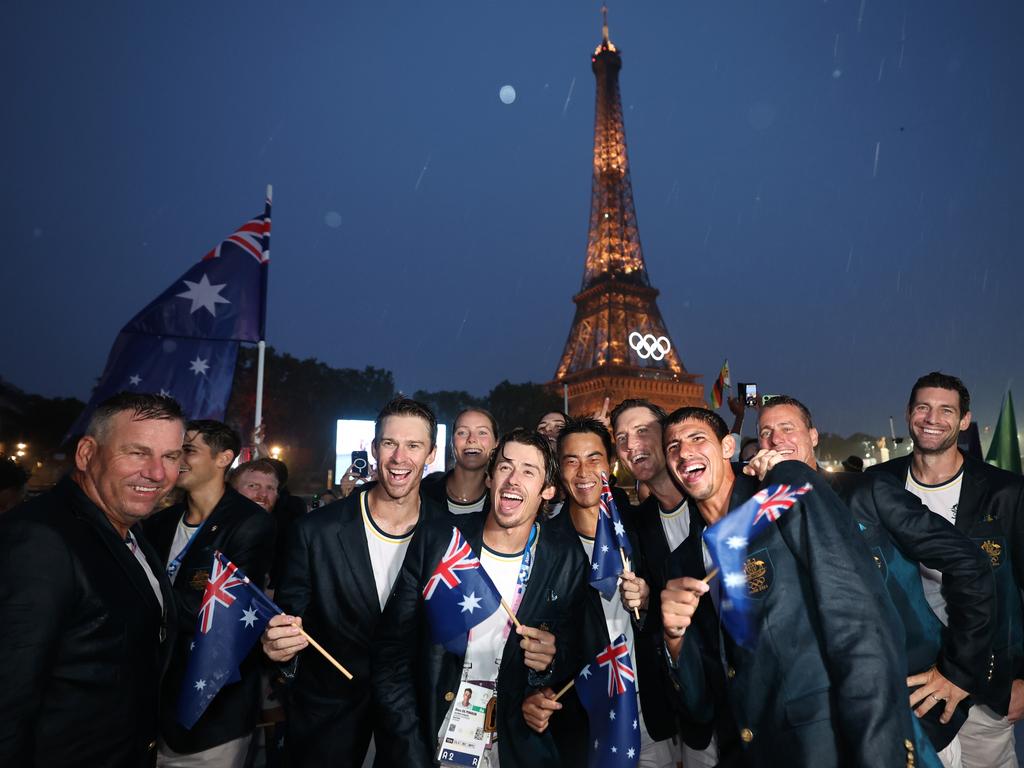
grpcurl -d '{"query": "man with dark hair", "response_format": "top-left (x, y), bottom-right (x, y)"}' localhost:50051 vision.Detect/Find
top-left (750, 394), bottom-right (994, 758)
top-left (0, 459), bottom-right (30, 513)
top-left (144, 420), bottom-right (275, 767)
top-left (551, 416), bottom-right (680, 766)
top-left (261, 396), bottom-right (445, 766)
top-left (373, 428), bottom-right (587, 767)
top-left (421, 408), bottom-right (498, 515)
top-left (0, 392), bottom-right (183, 766)
top-left (659, 406), bottom-right (938, 766)
top-left (870, 372), bottom-right (1024, 766)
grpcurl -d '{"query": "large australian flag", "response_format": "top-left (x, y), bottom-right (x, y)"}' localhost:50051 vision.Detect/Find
top-left (66, 191), bottom-right (271, 438)
top-left (589, 472), bottom-right (634, 599)
top-left (702, 483), bottom-right (812, 650)
top-left (178, 551), bottom-right (280, 729)
top-left (423, 527), bottom-right (502, 656)
top-left (575, 634), bottom-right (641, 768)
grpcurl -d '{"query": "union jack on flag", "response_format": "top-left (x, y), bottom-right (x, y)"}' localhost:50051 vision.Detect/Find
top-left (751, 483), bottom-right (813, 528)
top-left (596, 636), bottom-right (636, 695)
top-left (590, 473), bottom-right (633, 599)
top-left (575, 633), bottom-right (641, 768)
top-left (203, 212), bottom-right (271, 265)
top-left (423, 527), bottom-right (502, 655)
top-left (178, 551), bottom-right (281, 729)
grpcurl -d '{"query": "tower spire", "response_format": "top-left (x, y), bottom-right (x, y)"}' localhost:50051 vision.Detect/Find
top-left (602, 4), bottom-right (609, 45)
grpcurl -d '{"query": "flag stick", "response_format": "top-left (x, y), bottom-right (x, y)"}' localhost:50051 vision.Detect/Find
top-left (702, 567), bottom-right (719, 584)
top-left (254, 184), bottom-right (272, 431)
top-left (296, 626), bottom-right (353, 680)
top-left (619, 548), bottom-right (641, 620)
top-left (254, 340), bottom-right (266, 431)
top-left (553, 678), bottom-right (575, 702)
top-left (501, 598), bottom-right (522, 628)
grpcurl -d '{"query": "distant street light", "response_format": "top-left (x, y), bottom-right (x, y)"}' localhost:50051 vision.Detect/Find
top-left (269, 445), bottom-right (283, 460)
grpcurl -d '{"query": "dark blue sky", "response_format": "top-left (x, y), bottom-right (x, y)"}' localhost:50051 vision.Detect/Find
top-left (4, 1), bottom-right (1022, 436)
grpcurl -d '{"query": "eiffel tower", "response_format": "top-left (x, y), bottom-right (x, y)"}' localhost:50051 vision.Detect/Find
top-left (554, 9), bottom-right (704, 415)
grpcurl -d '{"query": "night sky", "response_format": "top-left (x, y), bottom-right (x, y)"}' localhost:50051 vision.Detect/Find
top-left (4, 1), bottom-right (1022, 437)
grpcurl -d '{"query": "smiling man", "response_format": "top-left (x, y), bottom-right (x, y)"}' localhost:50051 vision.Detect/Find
top-left (870, 372), bottom-right (1024, 767)
top-left (749, 395), bottom-right (994, 760)
top-left (229, 458), bottom-right (280, 512)
top-left (373, 428), bottom-right (588, 767)
top-left (422, 408), bottom-right (498, 515)
top-left (0, 392), bottom-right (183, 767)
top-left (144, 420), bottom-right (275, 767)
top-left (658, 406), bottom-right (938, 767)
top-left (261, 397), bottom-right (446, 766)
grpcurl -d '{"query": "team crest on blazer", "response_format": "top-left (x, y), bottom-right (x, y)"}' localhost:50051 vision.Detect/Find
top-left (189, 569), bottom-right (211, 589)
top-left (977, 538), bottom-right (1004, 569)
top-left (744, 548), bottom-right (773, 597)
top-left (870, 546), bottom-right (888, 580)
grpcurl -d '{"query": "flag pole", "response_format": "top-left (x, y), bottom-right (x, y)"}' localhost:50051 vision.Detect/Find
top-left (553, 677), bottom-right (575, 702)
top-left (295, 625), bottom-right (354, 680)
top-left (501, 598), bottom-right (522, 628)
top-left (618, 548), bottom-right (641, 620)
top-left (254, 184), bottom-right (272, 432)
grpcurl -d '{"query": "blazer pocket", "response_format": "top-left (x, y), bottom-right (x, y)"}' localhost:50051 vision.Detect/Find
top-left (783, 688), bottom-right (832, 728)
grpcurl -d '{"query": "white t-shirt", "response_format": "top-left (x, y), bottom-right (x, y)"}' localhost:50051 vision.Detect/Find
top-left (905, 468), bottom-right (964, 626)
top-left (165, 515), bottom-right (201, 583)
top-left (462, 545), bottom-right (525, 684)
top-left (361, 492), bottom-right (415, 611)
top-left (659, 499), bottom-right (690, 554)
top-left (447, 493), bottom-right (487, 515)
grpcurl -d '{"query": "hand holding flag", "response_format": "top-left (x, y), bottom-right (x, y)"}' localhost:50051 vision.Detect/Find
top-left (590, 474), bottom-right (638, 619)
top-left (702, 483), bottom-right (812, 650)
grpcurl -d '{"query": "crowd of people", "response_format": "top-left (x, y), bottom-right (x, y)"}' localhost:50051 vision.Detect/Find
top-left (0, 370), bottom-right (1020, 768)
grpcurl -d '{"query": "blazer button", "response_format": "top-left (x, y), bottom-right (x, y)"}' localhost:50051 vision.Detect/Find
top-left (148, 740), bottom-right (156, 750)
top-left (739, 728), bottom-right (753, 743)
top-left (445, 691), bottom-right (455, 702)
top-left (727, 666), bottom-right (736, 679)
top-left (904, 739), bottom-right (913, 750)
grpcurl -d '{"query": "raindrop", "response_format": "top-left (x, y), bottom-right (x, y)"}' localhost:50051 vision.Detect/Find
top-left (499, 85), bottom-right (516, 104)
top-left (324, 211), bottom-right (342, 228)
top-left (872, 142), bottom-right (881, 177)
top-left (832, 69), bottom-right (843, 79)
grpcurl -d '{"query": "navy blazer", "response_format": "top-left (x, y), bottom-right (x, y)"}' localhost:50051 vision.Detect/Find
top-left (144, 486), bottom-right (276, 753)
top-left (372, 512), bottom-right (588, 768)
top-left (274, 490), bottom-right (446, 766)
top-left (870, 452), bottom-right (1024, 714)
top-left (666, 464), bottom-right (936, 767)
top-left (0, 476), bottom-right (175, 767)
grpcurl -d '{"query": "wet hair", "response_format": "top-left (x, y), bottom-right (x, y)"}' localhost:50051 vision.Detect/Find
top-left (556, 416), bottom-right (615, 463)
top-left (661, 407), bottom-right (729, 441)
top-left (909, 372), bottom-right (971, 416)
top-left (454, 407), bottom-right (499, 439)
top-left (487, 428), bottom-right (558, 491)
top-left (229, 459), bottom-right (281, 487)
top-left (760, 395), bottom-right (815, 429)
top-left (86, 392), bottom-right (184, 442)
top-left (375, 396), bottom-right (438, 449)
top-left (185, 419), bottom-right (241, 462)
top-left (610, 398), bottom-right (667, 432)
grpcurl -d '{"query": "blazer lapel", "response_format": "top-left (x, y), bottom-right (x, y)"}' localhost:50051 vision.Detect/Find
top-left (336, 495), bottom-right (382, 618)
top-left (515, 524), bottom-right (555, 625)
top-left (955, 456), bottom-right (988, 535)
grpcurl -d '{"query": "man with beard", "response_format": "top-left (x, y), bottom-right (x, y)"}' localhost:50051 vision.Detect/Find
top-left (659, 407), bottom-right (937, 767)
top-left (261, 397), bottom-right (444, 766)
top-left (552, 416), bottom-right (679, 766)
top-left (373, 428), bottom-right (587, 767)
top-left (422, 408), bottom-right (498, 515)
top-left (870, 372), bottom-right (1024, 767)
top-left (0, 393), bottom-right (183, 767)
top-left (145, 420), bottom-right (275, 766)
top-left (229, 459), bottom-right (280, 512)
top-left (748, 395), bottom-right (993, 761)
top-left (610, 400), bottom-right (715, 767)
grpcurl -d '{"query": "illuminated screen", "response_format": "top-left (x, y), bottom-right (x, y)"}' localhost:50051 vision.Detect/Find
top-left (335, 419), bottom-right (446, 482)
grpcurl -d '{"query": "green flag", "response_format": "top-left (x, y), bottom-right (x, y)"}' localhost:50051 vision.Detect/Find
top-left (985, 390), bottom-right (1022, 474)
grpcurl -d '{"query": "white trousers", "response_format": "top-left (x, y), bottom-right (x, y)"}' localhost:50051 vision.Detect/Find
top-left (936, 704), bottom-right (1015, 768)
top-left (157, 733), bottom-right (252, 768)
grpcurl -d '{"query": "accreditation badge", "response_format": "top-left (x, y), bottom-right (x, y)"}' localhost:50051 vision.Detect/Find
top-left (437, 681), bottom-right (496, 767)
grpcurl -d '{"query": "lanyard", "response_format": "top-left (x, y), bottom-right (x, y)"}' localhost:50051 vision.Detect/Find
top-left (501, 522), bottom-right (539, 642)
top-left (166, 516), bottom-right (207, 580)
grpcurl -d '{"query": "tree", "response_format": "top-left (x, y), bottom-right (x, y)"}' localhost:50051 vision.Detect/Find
top-left (484, 381), bottom-right (563, 435)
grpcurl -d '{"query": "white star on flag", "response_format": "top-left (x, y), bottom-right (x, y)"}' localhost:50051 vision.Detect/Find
top-left (724, 572), bottom-right (747, 589)
top-left (594, 739), bottom-right (599, 750)
top-left (459, 592), bottom-right (483, 614)
top-left (611, 746), bottom-right (617, 754)
top-left (194, 679), bottom-right (207, 692)
top-left (627, 747), bottom-right (636, 758)
top-left (177, 273), bottom-right (230, 316)
top-left (159, 388), bottom-right (171, 397)
top-left (580, 665), bottom-right (592, 679)
top-left (613, 520), bottom-right (625, 537)
top-left (632, 718), bottom-right (638, 729)
top-left (129, 374), bottom-right (141, 386)
top-left (592, 562), bottom-right (599, 571)
top-left (726, 535), bottom-right (748, 550)
top-left (189, 641), bottom-right (195, 651)
top-left (240, 606), bottom-right (259, 627)
top-left (600, 544), bottom-right (609, 553)
top-left (189, 356), bottom-right (210, 376)
top-left (609, 709), bottom-right (616, 720)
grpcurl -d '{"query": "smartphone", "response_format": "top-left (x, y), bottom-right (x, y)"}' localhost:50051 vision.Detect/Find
top-left (742, 383), bottom-right (758, 409)
top-left (352, 450), bottom-right (369, 478)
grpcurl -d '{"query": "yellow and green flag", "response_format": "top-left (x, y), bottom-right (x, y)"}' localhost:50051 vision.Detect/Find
top-left (986, 390), bottom-right (1022, 474)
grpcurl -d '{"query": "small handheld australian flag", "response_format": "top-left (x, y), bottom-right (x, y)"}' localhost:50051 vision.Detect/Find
top-left (702, 483), bottom-right (812, 650)
top-left (575, 633), bottom-right (641, 768)
top-left (177, 551), bottom-right (280, 729)
top-left (423, 527), bottom-right (502, 656)
top-left (589, 472), bottom-right (633, 599)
